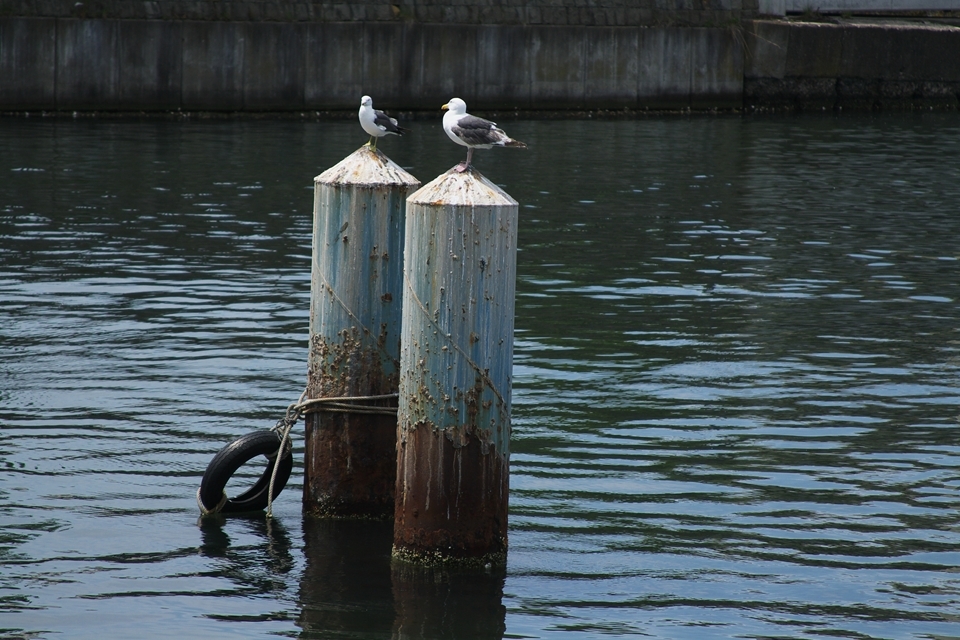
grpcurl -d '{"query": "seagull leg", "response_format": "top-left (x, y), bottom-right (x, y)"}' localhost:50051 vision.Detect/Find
top-left (369, 136), bottom-right (377, 150)
top-left (455, 148), bottom-right (473, 173)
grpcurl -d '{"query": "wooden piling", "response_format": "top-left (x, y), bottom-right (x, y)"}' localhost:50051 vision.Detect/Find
top-left (305, 145), bottom-right (420, 519)
top-left (394, 166), bottom-right (518, 565)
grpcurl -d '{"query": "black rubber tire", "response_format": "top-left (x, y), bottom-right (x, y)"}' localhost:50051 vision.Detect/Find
top-left (198, 430), bottom-right (293, 514)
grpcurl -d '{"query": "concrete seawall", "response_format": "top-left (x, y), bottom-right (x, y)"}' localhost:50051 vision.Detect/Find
top-left (0, 18), bottom-right (743, 112)
top-left (745, 19), bottom-right (960, 110)
top-left (1, 16), bottom-right (959, 112)
top-left (1, 0), bottom-right (756, 27)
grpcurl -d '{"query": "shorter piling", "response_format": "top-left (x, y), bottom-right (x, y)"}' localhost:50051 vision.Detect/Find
top-left (304, 145), bottom-right (420, 519)
top-left (394, 166), bottom-right (518, 565)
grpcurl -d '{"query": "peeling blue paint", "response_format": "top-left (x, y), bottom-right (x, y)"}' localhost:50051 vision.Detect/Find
top-left (399, 167), bottom-right (518, 459)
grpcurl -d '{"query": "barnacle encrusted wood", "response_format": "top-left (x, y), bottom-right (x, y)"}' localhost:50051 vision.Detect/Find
top-left (394, 166), bottom-right (518, 564)
top-left (305, 145), bottom-right (420, 518)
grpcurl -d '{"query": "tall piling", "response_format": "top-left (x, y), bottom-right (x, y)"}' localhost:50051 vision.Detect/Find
top-left (305, 145), bottom-right (420, 519)
top-left (394, 166), bottom-right (518, 565)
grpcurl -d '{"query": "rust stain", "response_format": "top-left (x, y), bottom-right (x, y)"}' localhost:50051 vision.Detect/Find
top-left (305, 332), bottom-right (399, 520)
top-left (393, 418), bottom-right (508, 565)
top-left (306, 148), bottom-right (419, 520)
top-left (303, 411), bottom-right (397, 520)
top-left (395, 164), bottom-right (517, 564)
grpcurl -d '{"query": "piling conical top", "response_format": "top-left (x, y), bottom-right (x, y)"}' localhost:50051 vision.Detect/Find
top-left (316, 145), bottom-right (420, 187)
top-left (407, 166), bottom-right (518, 207)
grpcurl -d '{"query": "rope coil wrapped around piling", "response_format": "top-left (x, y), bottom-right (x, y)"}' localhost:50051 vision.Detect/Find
top-left (196, 390), bottom-right (398, 517)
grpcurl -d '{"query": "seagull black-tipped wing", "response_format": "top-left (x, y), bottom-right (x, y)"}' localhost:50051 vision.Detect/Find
top-left (373, 109), bottom-right (406, 135)
top-left (451, 115), bottom-right (504, 146)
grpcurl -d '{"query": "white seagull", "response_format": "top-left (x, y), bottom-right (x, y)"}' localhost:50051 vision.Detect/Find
top-left (358, 95), bottom-right (407, 150)
top-left (441, 98), bottom-right (526, 172)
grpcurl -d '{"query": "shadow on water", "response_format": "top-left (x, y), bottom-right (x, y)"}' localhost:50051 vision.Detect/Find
top-left (296, 517), bottom-right (506, 639)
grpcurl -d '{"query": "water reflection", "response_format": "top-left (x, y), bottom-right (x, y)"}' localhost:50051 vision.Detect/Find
top-left (197, 515), bottom-right (296, 623)
top-left (296, 518), bottom-right (507, 639)
top-left (297, 518), bottom-right (396, 638)
top-left (391, 563), bottom-right (506, 640)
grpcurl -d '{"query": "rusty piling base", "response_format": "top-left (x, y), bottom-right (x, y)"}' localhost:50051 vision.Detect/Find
top-left (392, 422), bottom-right (509, 567)
top-left (391, 542), bottom-right (506, 569)
top-left (303, 412), bottom-right (397, 520)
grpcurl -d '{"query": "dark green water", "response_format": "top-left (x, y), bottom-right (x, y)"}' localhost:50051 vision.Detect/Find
top-left (2, 113), bottom-right (959, 639)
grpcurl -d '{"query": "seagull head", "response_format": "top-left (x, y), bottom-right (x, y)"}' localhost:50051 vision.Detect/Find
top-left (441, 98), bottom-right (467, 115)
top-left (360, 95), bottom-right (373, 107)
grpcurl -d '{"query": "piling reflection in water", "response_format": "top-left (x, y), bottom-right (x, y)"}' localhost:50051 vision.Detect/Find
top-left (391, 563), bottom-right (507, 640)
top-left (296, 517), bottom-right (507, 638)
top-left (297, 518), bottom-right (396, 637)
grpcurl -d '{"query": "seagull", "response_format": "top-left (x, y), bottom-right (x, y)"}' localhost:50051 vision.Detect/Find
top-left (441, 98), bottom-right (526, 172)
top-left (358, 95), bottom-right (407, 150)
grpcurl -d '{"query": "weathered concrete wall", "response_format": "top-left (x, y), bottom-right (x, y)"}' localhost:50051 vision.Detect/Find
top-left (760, 0), bottom-right (960, 17)
top-left (0, 17), bottom-right (55, 110)
top-left (0, 18), bottom-right (745, 111)
top-left (1, 0), bottom-right (758, 27)
top-left (744, 19), bottom-right (960, 109)
top-left (3, 15), bottom-right (960, 112)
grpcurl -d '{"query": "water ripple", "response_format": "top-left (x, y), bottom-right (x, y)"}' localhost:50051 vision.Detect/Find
top-left (3, 115), bottom-right (960, 639)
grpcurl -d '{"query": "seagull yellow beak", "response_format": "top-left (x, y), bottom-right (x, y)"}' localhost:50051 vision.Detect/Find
top-left (441, 103), bottom-right (449, 111)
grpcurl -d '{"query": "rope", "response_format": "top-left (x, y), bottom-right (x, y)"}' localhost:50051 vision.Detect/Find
top-left (266, 420), bottom-right (294, 519)
top-left (196, 487), bottom-right (228, 516)
top-left (266, 389), bottom-right (306, 519)
top-left (264, 389), bottom-right (399, 518)
top-left (297, 394), bottom-right (399, 415)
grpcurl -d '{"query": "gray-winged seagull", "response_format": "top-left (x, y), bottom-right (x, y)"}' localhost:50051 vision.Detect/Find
top-left (441, 97), bottom-right (526, 172)
top-left (359, 95), bottom-right (407, 150)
